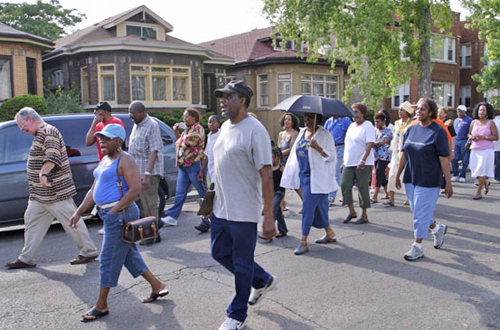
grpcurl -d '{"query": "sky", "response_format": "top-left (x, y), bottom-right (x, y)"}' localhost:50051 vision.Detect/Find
top-left (10, 0), bottom-right (470, 44)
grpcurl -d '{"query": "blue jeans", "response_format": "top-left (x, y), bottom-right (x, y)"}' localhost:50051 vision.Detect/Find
top-left (495, 151), bottom-right (500, 181)
top-left (98, 203), bottom-right (148, 287)
top-left (329, 144), bottom-right (344, 200)
top-left (210, 216), bottom-right (272, 322)
top-left (452, 139), bottom-right (470, 178)
top-left (405, 184), bottom-right (440, 240)
top-left (166, 162), bottom-right (205, 220)
top-left (273, 191), bottom-right (287, 234)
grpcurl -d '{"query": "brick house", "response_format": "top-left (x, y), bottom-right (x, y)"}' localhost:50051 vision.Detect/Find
top-left (42, 5), bottom-right (233, 113)
top-left (0, 22), bottom-right (54, 104)
top-left (199, 27), bottom-right (348, 140)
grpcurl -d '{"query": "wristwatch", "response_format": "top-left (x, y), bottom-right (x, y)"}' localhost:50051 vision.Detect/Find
top-left (145, 171), bottom-right (152, 176)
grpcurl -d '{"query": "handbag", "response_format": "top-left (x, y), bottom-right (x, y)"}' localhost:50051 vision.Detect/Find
top-left (115, 157), bottom-right (158, 246)
top-left (197, 178), bottom-right (215, 216)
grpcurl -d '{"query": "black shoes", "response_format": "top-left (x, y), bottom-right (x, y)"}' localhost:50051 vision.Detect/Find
top-left (194, 217), bottom-right (211, 233)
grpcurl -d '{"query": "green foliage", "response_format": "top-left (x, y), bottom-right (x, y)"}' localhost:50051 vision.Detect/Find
top-left (0, 94), bottom-right (47, 121)
top-left (461, 0), bottom-right (500, 108)
top-left (44, 84), bottom-right (84, 114)
top-left (0, 0), bottom-right (86, 40)
top-left (262, 0), bottom-right (453, 107)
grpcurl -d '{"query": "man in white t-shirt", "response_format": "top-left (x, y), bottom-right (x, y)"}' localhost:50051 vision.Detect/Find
top-left (195, 115), bottom-right (220, 232)
top-left (205, 81), bottom-right (277, 330)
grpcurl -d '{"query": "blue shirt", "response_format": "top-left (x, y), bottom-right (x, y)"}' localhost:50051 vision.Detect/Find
top-left (93, 155), bottom-right (128, 205)
top-left (453, 115), bottom-right (472, 141)
top-left (402, 122), bottom-right (449, 187)
top-left (324, 116), bottom-right (352, 145)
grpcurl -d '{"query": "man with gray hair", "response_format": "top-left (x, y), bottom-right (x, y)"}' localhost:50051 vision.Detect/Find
top-left (6, 107), bottom-right (98, 269)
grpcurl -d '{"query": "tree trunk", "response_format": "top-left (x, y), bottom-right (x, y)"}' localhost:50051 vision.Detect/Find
top-left (418, 3), bottom-right (432, 99)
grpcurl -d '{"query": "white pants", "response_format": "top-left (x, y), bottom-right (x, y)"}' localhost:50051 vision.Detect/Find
top-left (18, 198), bottom-right (98, 265)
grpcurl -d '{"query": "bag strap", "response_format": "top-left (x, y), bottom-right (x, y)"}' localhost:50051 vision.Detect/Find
top-left (115, 155), bottom-right (127, 219)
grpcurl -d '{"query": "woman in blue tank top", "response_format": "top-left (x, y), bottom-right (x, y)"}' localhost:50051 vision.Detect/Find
top-left (70, 124), bottom-right (168, 322)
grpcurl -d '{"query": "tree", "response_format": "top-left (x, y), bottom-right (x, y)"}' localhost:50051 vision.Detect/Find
top-left (262, 0), bottom-right (453, 108)
top-left (461, 0), bottom-right (500, 107)
top-left (0, 0), bottom-right (85, 41)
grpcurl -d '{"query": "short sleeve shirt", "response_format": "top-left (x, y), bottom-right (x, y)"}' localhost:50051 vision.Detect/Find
top-left (129, 115), bottom-right (164, 178)
top-left (344, 121), bottom-right (376, 167)
top-left (27, 124), bottom-right (76, 203)
top-left (212, 116), bottom-right (272, 223)
top-left (374, 127), bottom-right (393, 161)
top-left (176, 123), bottom-right (205, 167)
top-left (402, 122), bottom-right (449, 187)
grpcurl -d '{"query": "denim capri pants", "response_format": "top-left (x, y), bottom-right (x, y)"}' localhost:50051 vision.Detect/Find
top-left (98, 202), bottom-right (148, 287)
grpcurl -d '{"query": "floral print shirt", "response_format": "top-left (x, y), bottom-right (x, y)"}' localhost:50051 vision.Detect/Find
top-left (176, 123), bottom-right (205, 167)
top-left (374, 127), bottom-right (393, 161)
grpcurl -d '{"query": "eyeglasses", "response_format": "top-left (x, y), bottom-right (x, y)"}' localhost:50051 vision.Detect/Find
top-left (99, 136), bottom-right (114, 141)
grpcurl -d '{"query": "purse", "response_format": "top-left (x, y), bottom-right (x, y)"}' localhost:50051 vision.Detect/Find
top-left (115, 157), bottom-right (158, 246)
top-left (197, 178), bottom-right (215, 216)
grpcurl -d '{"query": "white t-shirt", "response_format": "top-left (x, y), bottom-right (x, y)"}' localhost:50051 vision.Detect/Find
top-left (205, 129), bottom-right (220, 182)
top-left (343, 120), bottom-right (376, 167)
top-left (493, 117), bottom-right (500, 152)
top-left (213, 116), bottom-right (272, 223)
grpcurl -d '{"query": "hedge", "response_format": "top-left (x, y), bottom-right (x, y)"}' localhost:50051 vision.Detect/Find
top-left (0, 94), bottom-right (48, 122)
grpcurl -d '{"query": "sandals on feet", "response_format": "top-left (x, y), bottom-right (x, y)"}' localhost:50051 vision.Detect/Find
top-left (294, 241), bottom-right (309, 255)
top-left (370, 199), bottom-right (378, 204)
top-left (315, 235), bottom-right (337, 244)
top-left (343, 214), bottom-right (357, 223)
top-left (80, 308), bottom-right (109, 323)
top-left (355, 218), bottom-right (369, 224)
top-left (473, 194), bottom-right (482, 200)
top-left (143, 285), bottom-right (169, 303)
top-left (383, 200), bottom-right (395, 206)
top-left (485, 181), bottom-right (491, 195)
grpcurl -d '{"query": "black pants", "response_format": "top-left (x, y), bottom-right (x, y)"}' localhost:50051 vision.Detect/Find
top-left (375, 160), bottom-right (390, 187)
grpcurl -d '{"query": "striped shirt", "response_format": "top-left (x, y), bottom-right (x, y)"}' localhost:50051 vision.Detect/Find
top-left (27, 124), bottom-right (76, 203)
top-left (129, 115), bottom-right (164, 178)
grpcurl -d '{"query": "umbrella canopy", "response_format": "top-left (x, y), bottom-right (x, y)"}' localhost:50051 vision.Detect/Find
top-left (273, 95), bottom-right (357, 118)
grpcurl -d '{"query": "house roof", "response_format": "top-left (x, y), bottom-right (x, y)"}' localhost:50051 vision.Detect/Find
top-left (0, 22), bottom-right (54, 49)
top-left (45, 5), bottom-right (233, 64)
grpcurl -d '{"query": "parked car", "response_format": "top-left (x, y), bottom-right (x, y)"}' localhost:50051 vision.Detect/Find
top-left (0, 113), bottom-right (177, 225)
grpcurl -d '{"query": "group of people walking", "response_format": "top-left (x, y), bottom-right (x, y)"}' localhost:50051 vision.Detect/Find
top-left (5, 78), bottom-right (499, 329)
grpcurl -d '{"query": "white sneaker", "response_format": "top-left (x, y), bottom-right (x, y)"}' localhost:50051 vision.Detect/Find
top-left (249, 275), bottom-right (277, 306)
top-left (161, 216), bottom-right (178, 226)
top-left (451, 176), bottom-right (459, 182)
top-left (98, 227), bottom-right (105, 235)
top-left (459, 177), bottom-right (466, 183)
top-left (432, 224), bottom-right (448, 249)
top-left (218, 317), bottom-right (245, 330)
top-left (404, 244), bottom-right (424, 261)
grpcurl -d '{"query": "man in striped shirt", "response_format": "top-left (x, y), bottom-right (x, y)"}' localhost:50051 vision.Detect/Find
top-left (6, 107), bottom-right (98, 269)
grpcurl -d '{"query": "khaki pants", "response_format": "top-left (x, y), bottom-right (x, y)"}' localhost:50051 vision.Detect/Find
top-left (136, 175), bottom-right (160, 219)
top-left (18, 198), bottom-right (98, 265)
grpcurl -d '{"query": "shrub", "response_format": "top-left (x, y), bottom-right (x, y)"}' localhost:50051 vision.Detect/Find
top-left (0, 94), bottom-right (47, 122)
top-left (149, 110), bottom-right (222, 136)
top-left (44, 85), bottom-right (84, 114)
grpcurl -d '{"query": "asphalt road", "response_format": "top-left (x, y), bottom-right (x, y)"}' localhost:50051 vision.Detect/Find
top-left (1, 180), bottom-right (500, 330)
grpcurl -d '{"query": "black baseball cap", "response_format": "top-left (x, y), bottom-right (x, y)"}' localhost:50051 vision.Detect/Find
top-left (94, 101), bottom-right (112, 112)
top-left (214, 80), bottom-right (254, 98)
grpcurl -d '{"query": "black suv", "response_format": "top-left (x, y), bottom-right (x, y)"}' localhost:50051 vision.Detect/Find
top-left (0, 113), bottom-right (177, 225)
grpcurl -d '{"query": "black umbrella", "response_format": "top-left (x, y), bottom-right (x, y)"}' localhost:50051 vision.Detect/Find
top-left (272, 95), bottom-right (357, 118)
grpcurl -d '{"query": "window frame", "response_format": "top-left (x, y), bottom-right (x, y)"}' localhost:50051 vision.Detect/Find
top-left (81, 66), bottom-right (89, 106)
top-left (98, 64), bottom-right (117, 103)
top-left (430, 34), bottom-right (456, 63)
top-left (0, 55), bottom-right (13, 102)
top-left (460, 85), bottom-right (471, 108)
top-left (301, 74), bottom-right (338, 99)
top-left (277, 73), bottom-right (292, 104)
top-left (432, 82), bottom-right (455, 108)
top-left (129, 64), bottom-right (191, 104)
top-left (461, 44), bottom-right (472, 68)
top-left (125, 24), bottom-right (158, 40)
top-left (258, 74), bottom-right (268, 107)
top-left (391, 83), bottom-right (410, 109)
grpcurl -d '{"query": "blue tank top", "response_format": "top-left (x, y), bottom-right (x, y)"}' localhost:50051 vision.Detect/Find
top-left (93, 155), bottom-right (128, 205)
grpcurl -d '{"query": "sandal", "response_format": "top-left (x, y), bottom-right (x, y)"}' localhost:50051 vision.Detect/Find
top-left (355, 218), bottom-right (369, 224)
top-left (403, 200), bottom-right (410, 206)
top-left (485, 181), bottom-right (491, 195)
top-left (343, 214), bottom-right (357, 223)
top-left (315, 235), bottom-right (337, 244)
top-left (275, 233), bottom-right (287, 238)
top-left (80, 307), bottom-right (109, 323)
top-left (370, 198), bottom-right (378, 203)
top-left (383, 200), bottom-right (395, 207)
top-left (143, 284), bottom-right (169, 303)
top-left (294, 241), bottom-right (309, 255)
top-left (473, 194), bottom-right (482, 200)
top-left (381, 196), bottom-right (390, 200)
top-left (258, 235), bottom-right (273, 243)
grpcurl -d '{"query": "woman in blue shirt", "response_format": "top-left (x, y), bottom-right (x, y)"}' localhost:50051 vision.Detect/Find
top-left (396, 98), bottom-right (452, 261)
top-left (70, 124), bottom-right (168, 322)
